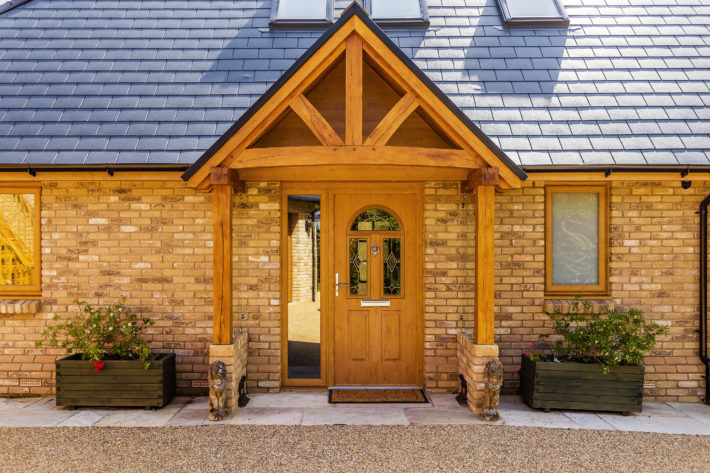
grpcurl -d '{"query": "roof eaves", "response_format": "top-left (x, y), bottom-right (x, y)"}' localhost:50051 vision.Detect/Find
top-left (0, 0), bottom-right (32, 15)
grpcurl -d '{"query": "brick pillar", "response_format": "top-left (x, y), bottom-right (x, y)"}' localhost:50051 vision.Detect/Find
top-left (457, 331), bottom-right (499, 414)
top-left (208, 332), bottom-right (248, 414)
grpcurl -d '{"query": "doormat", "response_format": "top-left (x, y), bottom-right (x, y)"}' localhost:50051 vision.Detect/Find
top-left (328, 388), bottom-right (428, 404)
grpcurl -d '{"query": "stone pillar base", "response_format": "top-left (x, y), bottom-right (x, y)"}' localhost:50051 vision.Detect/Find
top-left (208, 332), bottom-right (248, 415)
top-left (457, 331), bottom-right (499, 414)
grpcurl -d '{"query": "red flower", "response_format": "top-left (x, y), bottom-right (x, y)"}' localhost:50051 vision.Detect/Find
top-left (93, 361), bottom-right (105, 372)
top-left (524, 350), bottom-right (530, 357)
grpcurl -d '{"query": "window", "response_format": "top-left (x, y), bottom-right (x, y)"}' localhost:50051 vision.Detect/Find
top-left (545, 185), bottom-right (608, 296)
top-left (497, 0), bottom-right (569, 27)
top-left (270, 0), bottom-right (428, 27)
top-left (369, 0), bottom-right (428, 25)
top-left (0, 185), bottom-right (40, 298)
top-left (271, 0), bottom-right (333, 27)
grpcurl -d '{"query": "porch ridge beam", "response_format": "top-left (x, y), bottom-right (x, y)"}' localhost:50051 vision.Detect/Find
top-left (363, 93), bottom-right (418, 146)
top-left (345, 34), bottom-right (363, 145)
top-left (289, 93), bottom-right (344, 146)
top-left (211, 167), bottom-right (236, 345)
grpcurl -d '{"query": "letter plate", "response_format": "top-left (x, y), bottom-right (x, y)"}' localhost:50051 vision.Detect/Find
top-left (361, 300), bottom-right (390, 308)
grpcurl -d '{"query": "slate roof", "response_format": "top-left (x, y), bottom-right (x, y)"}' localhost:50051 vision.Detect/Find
top-left (0, 0), bottom-right (708, 167)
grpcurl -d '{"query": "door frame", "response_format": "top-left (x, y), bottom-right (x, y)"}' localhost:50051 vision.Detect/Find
top-left (280, 182), bottom-right (424, 388)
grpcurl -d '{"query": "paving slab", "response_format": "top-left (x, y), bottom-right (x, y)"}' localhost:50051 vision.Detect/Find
top-left (181, 396), bottom-right (209, 410)
top-left (226, 407), bottom-right (304, 425)
top-left (93, 403), bottom-right (184, 427)
top-left (599, 413), bottom-right (710, 435)
top-left (405, 407), bottom-right (485, 425)
top-left (167, 408), bottom-right (209, 426)
top-left (636, 402), bottom-right (683, 417)
top-left (246, 392), bottom-right (331, 408)
top-left (57, 410), bottom-right (111, 427)
top-left (666, 402), bottom-right (710, 427)
top-left (0, 397), bottom-right (43, 410)
top-left (0, 410), bottom-right (76, 427)
top-left (302, 407), bottom-right (410, 425)
top-left (500, 409), bottom-right (580, 429)
top-left (429, 393), bottom-right (465, 409)
top-left (563, 412), bottom-right (617, 430)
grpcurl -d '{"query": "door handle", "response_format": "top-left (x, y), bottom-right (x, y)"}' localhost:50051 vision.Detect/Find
top-left (335, 272), bottom-right (349, 296)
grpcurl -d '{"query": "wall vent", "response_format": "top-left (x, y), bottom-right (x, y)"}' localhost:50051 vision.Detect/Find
top-left (643, 380), bottom-right (656, 389)
top-left (19, 379), bottom-right (41, 387)
top-left (192, 380), bottom-right (209, 388)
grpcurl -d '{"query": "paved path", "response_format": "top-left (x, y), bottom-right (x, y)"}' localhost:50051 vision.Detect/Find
top-left (1, 393), bottom-right (710, 434)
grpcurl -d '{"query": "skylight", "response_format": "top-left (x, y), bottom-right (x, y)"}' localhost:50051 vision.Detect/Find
top-left (497, 0), bottom-right (569, 27)
top-left (371, 0), bottom-right (426, 22)
top-left (271, 0), bottom-right (332, 26)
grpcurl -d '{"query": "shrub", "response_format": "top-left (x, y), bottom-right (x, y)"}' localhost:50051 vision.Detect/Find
top-left (533, 299), bottom-right (669, 373)
top-left (36, 298), bottom-right (155, 368)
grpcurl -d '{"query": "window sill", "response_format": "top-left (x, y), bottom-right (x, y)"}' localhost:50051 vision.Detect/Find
top-left (543, 298), bottom-right (612, 315)
top-left (269, 20), bottom-right (334, 29)
top-left (0, 299), bottom-right (41, 315)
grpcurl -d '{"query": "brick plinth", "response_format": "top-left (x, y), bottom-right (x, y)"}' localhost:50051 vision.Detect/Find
top-left (458, 331), bottom-right (499, 414)
top-left (208, 332), bottom-right (248, 413)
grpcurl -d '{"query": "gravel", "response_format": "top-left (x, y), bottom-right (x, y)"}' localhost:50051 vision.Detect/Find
top-left (1, 425), bottom-right (708, 473)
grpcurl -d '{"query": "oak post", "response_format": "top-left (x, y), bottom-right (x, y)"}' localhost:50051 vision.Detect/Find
top-left (345, 34), bottom-right (363, 145)
top-left (211, 167), bottom-right (239, 345)
top-left (474, 183), bottom-right (495, 345)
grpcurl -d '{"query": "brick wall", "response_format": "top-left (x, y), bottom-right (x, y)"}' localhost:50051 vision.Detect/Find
top-left (0, 180), bottom-right (213, 396)
top-left (287, 200), bottom-right (318, 304)
top-left (423, 182), bottom-right (475, 392)
top-left (232, 181), bottom-right (281, 392)
top-left (495, 180), bottom-right (707, 402)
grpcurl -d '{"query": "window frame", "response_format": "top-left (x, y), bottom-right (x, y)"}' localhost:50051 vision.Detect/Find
top-left (0, 183), bottom-right (41, 299)
top-left (544, 183), bottom-right (608, 297)
top-left (497, 0), bottom-right (569, 28)
top-left (366, 0), bottom-right (430, 27)
top-left (269, 0), bottom-right (335, 28)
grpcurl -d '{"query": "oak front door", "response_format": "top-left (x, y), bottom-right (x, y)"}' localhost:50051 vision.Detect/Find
top-left (333, 189), bottom-right (420, 386)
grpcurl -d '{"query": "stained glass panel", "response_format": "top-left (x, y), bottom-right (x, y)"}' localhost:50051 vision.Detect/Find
top-left (350, 209), bottom-right (400, 231)
top-left (383, 238), bottom-right (401, 295)
top-left (349, 238), bottom-right (368, 295)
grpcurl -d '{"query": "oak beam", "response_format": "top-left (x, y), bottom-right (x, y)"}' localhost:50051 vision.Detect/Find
top-left (363, 94), bottom-right (418, 146)
top-left (289, 94), bottom-right (344, 146)
top-left (235, 146), bottom-right (480, 169)
top-left (211, 168), bottom-right (235, 345)
top-left (345, 34), bottom-right (363, 146)
top-left (462, 167), bottom-right (500, 193)
top-left (475, 184), bottom-right (495, 345)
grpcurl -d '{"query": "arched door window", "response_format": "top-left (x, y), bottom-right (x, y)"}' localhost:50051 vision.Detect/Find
top-left (348, 208), bottom-right (402, 297)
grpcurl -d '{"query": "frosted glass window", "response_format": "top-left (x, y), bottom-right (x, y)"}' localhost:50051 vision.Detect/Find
top-left (551, 193), bottom-right (599, 285)
top-left (276, 0), bottom-right (328, 20)
top-left (371, 0), bottom-right (422, 19)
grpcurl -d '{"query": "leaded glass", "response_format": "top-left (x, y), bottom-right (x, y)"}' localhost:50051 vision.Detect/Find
top-left (350, 209), bottom-right (400, 231)
top-left (383, 238), bottom-right (401, 295)
top-left (551, 193), bottom-right (599, 285)
top-left (349, 238), bottom-right (368, 295)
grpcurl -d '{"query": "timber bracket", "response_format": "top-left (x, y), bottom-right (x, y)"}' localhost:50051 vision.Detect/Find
top-left (462, 168), bottom-right (500, 193)
top-left (210, 167), bottom-right (245, 194)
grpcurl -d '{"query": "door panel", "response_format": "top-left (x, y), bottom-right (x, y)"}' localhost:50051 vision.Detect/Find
top-left (381, 311), bottom-right (401, 361)
top-left (333, 190), bottom-right (419, 386)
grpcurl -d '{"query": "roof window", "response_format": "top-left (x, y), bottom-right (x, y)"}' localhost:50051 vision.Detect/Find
top-left (270, 0), bottom-right (428, 28)
top-left (271, 0), bottom-right (333, 27)
top-left (497, 0), bottom-right (569, 27)
top-left (370, 0), bottom-right (429, 25)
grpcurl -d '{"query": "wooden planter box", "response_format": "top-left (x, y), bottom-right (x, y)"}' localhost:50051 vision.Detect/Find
top-left (519, 355), bottom-right (644, 414)
top-left (56, 353), bottom-right (176, 409)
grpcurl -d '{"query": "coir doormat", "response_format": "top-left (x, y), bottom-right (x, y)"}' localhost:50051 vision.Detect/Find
top-left (328, 388), bottom-right (428, 404)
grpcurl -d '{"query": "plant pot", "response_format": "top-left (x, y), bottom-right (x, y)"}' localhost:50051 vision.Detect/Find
top-left (519, 355), bottom-right (644, 414)
top-left (55, 353), bottom-right (176, 409)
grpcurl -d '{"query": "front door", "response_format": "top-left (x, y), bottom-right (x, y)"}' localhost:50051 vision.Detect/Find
top-left (333, 188), bottom-right (421, 386)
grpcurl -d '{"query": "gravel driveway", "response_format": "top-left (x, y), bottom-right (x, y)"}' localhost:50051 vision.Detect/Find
top-left (1, 424), bottom-right (709, 473)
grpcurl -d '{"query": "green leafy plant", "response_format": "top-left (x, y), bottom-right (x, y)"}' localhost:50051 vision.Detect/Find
top-left (527, 299), bottom-right (669, 373)
top-left (36, 298), bottom-right (155, 369)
